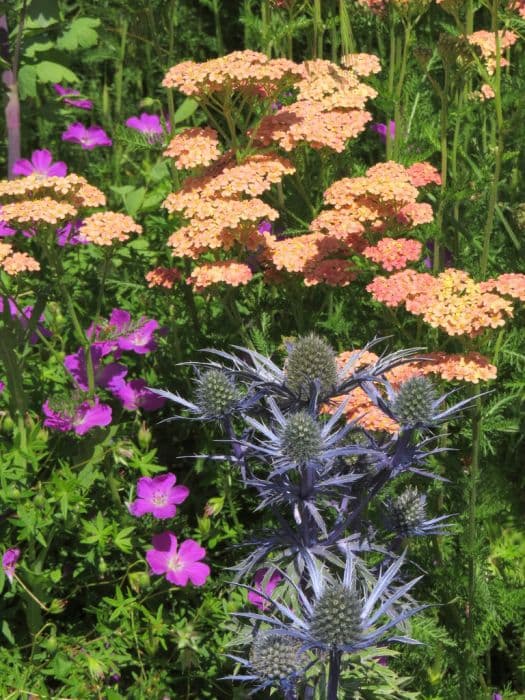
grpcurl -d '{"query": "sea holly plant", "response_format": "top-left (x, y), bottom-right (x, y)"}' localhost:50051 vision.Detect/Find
top-left (156, 333), bottom-right (473, 698)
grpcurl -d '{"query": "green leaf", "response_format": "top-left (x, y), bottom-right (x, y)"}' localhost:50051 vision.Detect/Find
top-left (35, 61), bottom-right (78, 84)
top-left (1, 621), bottom-right (15, 645)
top-left (173, 97), bottom-right (199, 124)
top-left (57, 18), bottom-right (101, 51)
top-left (123, 187), bottom-right (146, 217)
top-left (26, 0), bottom-right (60, 29)
top-left (24, 39), bottom-right (55, 59)
top-left (18, 65), bottom-right (38, 99)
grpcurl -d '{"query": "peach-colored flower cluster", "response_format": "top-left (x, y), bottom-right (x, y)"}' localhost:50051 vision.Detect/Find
top-left (0, 242), bottom-right (40, 276)
top-left (323, 161), bottom-right (438, 231)
top-left (0, 173), bottom-right (105, 207)
top-left (479, 273), bottom-right (525, 301)
top-left (467, 30), bottom-right (518, 75)
top-left (162, 51), bottom-right (303, 99)
top-left (254, 57), bottom-right (379, 153)
top-left (363, 237), bottom-right (422, 271)
top-left (368, 268), bottom-right (519, 336)
top-left (510, 0), bottom-right (525, 17)
top-left (325, 347), bottom-right (497, 433)
top-left (145, 267), bottom-right (182, 289)
top-left (186, 261), bottom-right (253, 292)
top-left (163, 128), bottom-right (221, 169)
top-left (341, 53), bottom-right (382, 77)
top-left (0, 198), bottom-right (77, 225)
top-left (79, 212), bottom-right (143, 246)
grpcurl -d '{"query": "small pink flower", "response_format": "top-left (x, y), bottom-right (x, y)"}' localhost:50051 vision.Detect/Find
top-left (2, 548), bottom-right (20, 583)
top-left (146, 532), bottom-right (210, 586)
top-left (13, 149), bottom-right (67, 178)
top-left (248, 568), bottom-right (283, 610)
top-left (129, 473), bottom-right (189, 519)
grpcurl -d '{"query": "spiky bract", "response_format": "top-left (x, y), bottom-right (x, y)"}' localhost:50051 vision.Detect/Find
top-left (389, 487), bottom-right (426, 535)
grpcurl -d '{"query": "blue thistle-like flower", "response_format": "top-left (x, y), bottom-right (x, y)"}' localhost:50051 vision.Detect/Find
top-left (385, 487), bottom-right (453, 537)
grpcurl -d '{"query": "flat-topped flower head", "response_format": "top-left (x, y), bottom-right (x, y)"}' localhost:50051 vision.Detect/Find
top-left (62, 123), bottom-right (112, 149)
top-left (146, 532), bottom-right (210, 586)
top-left (163, 128), bottom-right (221, 169)
top-left (80, 212), bottom-right (142, 246)
top-left (13, 149), bottom-right (67, 178)
top-left (187, 261), bottom-right (253, 292)
top-left (2, 548), bottom-right (20, 583)
top-left (129, 473), bottom-right (189, 519)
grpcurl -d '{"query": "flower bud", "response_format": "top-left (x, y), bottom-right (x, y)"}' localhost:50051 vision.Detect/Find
top-left (388, 487), bottom-right (426, 535)
top-left (137, 421), bottom-right (152, 450)
top-left (391, 376), bottom-right (436, 426)
top-left (250, 631), bottom-right (303, 680)
top-left (285, 334), bottom-right (338, 400)
top-left (281, 411), bottom-right (322, 464)
top-left (310, 584), bottom-right (362, 647)
top-left (195, 369), bottom-right (240, 418)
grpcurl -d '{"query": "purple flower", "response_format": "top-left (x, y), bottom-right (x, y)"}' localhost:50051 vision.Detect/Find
top-left (492, 694), bottom-right (503, 700)
top-left (0, 381), bottom-right (4, 393)
top-left (0, 220), bottom-right (16, 237)
top-left (371, 120), bottom-right (395, 142)
top-left (117, 319), bottom-right (160, 355)
top-left (42, 397), bottom-right (112, 435)
top-left (111, 378), bottom-right (166, 411)
top-left (0, 297), bottom-right (51, 344)
top-left (54, 84), bottom-right (93, 110)
top-left (129, 473), bottom-right (189, 519)
top-left (62, 123), bottom-right (112, 150)
top-left (423, 240), bottom-right (453, 269)
top-left (258, 219), bottom-right (273, 235)
top-left (87, 309), bottom-right (162, 357)
top-left (247, 568), bottom-right (283, 610)
top-left (12, 149), bottom-right (67, 178)
top-left (146, 532), bottom-right (210, 586)
top-left (56, 220), bottom-right (89, 246)
top-left (125, 113), bottom-right (164, 142)
top-left (2, 548), bottom-right (20, 583)
top-left (64, 346), bottom-right (127, 392)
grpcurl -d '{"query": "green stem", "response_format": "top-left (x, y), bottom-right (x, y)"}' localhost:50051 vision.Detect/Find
top-left (434, 68), bottom-right (449, 274)
top-left (339, 0), bottom-right (356, 55)
top-left (393, 20), bottom-right (412, 160)
top-left (313, 0), bottom-right (323, 59)
top-left (480, 2), bottom-right (503, 277)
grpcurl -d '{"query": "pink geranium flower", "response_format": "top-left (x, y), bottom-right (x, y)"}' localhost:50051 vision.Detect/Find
top-left (2, 548), bottom-right (20, 583)
top-left (13, 149), bottom-right (67, 178)
top-left (54, 84), bottom-right (93, 110)
top-left (125, 113), bottom-right (164, 142)
top-left (111, 378), bottom-right (166, 411)
top-left (42, 396), bottom-right (112, 435)
top-left (247, 568), bottom-right (283, 610)
top-left (129, 473), bottom-right (189, 519)
top-left (146, 532), bottom-right (210, 586)
top-left (62, 123), bottom-right (112, 150)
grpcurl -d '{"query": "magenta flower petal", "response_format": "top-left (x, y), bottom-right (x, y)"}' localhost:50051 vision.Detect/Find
top-left (111, 378), bottom-right (166, 411)
top-left (186, 561), bottom-right (211, 586)
top-left (125, 113), bottom-right (163, 134)
top-left (146, 548), bottom-right (170, 575)
top-left (43, 397), bottom-right (112, 435)
top-left (13, 149), bottom-right (68, 178)
top-left (117, 319), bottom-right (160, 355)
top-left (146, 533), bottom-right (209, 587)
top-left (0, 220), bottom-right (16, 237)
top-left (2, 548), bottom-right (20, 583)
top-left (12, 159), bottom-right (34, 176)
top-left (62, 123), bottom-right (112, 150)
top-left (248, 568), bottom-right (283, 609)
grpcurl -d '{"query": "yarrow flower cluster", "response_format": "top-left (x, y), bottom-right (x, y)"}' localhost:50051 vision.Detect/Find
top-left (467, 29), bottom-right (519, 75)
top-left (367, 268), bottom-right (524, 336)
top-left (43, 309), bottom-right (166, 435)
top-left (264, 160), bottom-right (439, 286)
top-left (156, 334), bottom-right (472, 696)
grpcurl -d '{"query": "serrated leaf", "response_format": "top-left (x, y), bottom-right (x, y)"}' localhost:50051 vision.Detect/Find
top-left (26, 0), bottom-right (59, 29)
top-left (24, 38), bottom-right (55, 58)
top-left (57, 17), bottom-right (101, 51)
top-left (36, 61), bottom-right (78, 84)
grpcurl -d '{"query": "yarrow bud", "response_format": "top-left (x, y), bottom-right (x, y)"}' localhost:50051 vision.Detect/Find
top-left (194, 369), bottom-right (240, 418)
top-left (285, 334), bottom-right (338, 400)
top-left (388, 487), bottom-right (426, 535)
top-left (250, 631), bottom-right (303, 680)
top-left (281, 411), bottom-right (323, 464)
top-left (309, 584), bottom-right (362, 648)
top-left (391, 376), bottom-right (436, 426)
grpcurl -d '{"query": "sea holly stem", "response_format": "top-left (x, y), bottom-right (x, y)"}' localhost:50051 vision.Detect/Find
top-left (479, 1), bottom-right (503, 277)
top-left (327, 649), bottom-right (342, 699)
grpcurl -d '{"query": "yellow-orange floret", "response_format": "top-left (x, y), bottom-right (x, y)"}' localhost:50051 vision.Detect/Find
top-left (303, 259), bottom-right (356, 286)
top-left (1, 252), bottom-right (40, 275)
top-left (421, 352), bottom-right (497, 383)
top-left (0, 198), bottom-right (77, 225)
top-left (163, 193), bottom-right (278, 228)
top-left (145, 267), bottom-right (181, 289)
top-left (297, 59), bottom-right (377, 111)
top-left (341, 53), bottom-right (382, 76)
top-left (163, 128), bottom-right (222, 169)
top-left (255, 102), bottom-right (372, 153)
top-left (162, 51), bottom-right (303, 98)
top-left (80, 212), bottom-right (142, 246)
top-left (187, 261), bottom-right (253, 292)
top-left (479, 273), bottom-right (525, 302)
top-left (406, 162), bottom-right (441, 187)
top-left (363, 237), bottom-right (422, 271)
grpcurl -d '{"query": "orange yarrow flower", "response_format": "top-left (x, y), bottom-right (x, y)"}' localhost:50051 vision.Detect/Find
top-left (80, 212), bottom-right (142, 246)
top-left (187, 261), bottom-right (253, 292)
